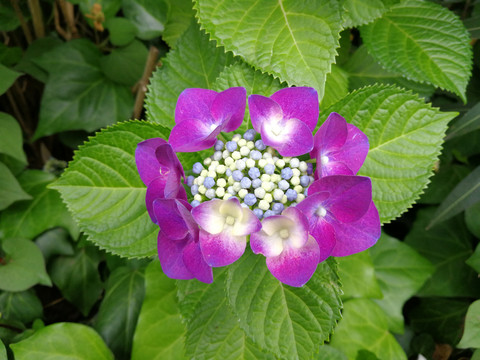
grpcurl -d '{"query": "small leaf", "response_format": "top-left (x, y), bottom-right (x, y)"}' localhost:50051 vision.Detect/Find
top-left (466, 243), bottom-right (480, 274)
top-left (10, 323), bottom-right (114, 360)
top-left (428, 165), bottom-right (480, 229)
top-left (342, 0), bottom-right (401, 28)
top-left (370, 233), bottom-right (435, 334)
top-left (35, 228), bottom-right (74, 262)
top-left (162, 0), bottom-right (195, 47)
top-left (131, 261), bottom-right (187, 360)
top-left (447, 102), bottom-right (480, 140)
top-left (361, 0), bottom-right (472, 102)
top-left (226, 250), bottom-right (342, 359)
top-left (194, 0), bottom-right (342, 101)
top-left (0, 112), bottom-right (26, 165)
top-left (122, 0), bottom-right (167, 40)
top-left (145, 22), bottom-right (234, 129)
top-left (320, 84), bottom-right (456, 223)
top-left (51, 121), bottom-right (170, 258)
top-left (329, 299), bottom-right (406, 360)
top-left (95, 266), bottom-right (145, 359)
top-left (0, 162), bottom-right (31, 210)
top-left (458, 300), bottom-right (480, 349)
top-left (0, 63), bottom-right (20, 95)
top-left (49, 247), bottom-right (103, 316)
top-left (405, 207), bottom-right (480, 297)
top-left (0, 238), bottom-right (51, 292)
top-left (0, 290), bottom-right (43, 324)
top-left (105, 17), bottom-right (137, 47)
top-left (0, 170), bottom-right (78, 240)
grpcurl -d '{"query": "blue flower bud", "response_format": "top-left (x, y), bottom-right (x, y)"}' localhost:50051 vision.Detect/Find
top-left (253, 208), bottom-right (263, 219)
top-left (248, 167), bottom-right (260, 179)
top-left (286, 189), bottom-right (297, 201)
top-left (226, 141), bottom-right (238, 152)
top-left (278, 179), bottom-right (289, 190)
top-left (300, 175), bottom-right (310, 187)
top-left (244, 129), bottom-right (256, 140)
top-left (244, 193), bottom-right (257, 206)
top-left (250, 150), bottom-right (262, 160)
top-left (264, 210), bottom-right (275, 218)
top-left (281, 167), bottom-right (293, 180)
top-left (226, 169), bottom-right (232, 177)
top-left (240, 177), bottom-right (252, 189)
top-left (192, 162), bottom-right (203, 174)
top-left (307, 163), bottom-right (313, 175)
top-left (186, 175), bottom-right (194, 187)
top-left (191, 200), bottom-right (201, 207)
top-left (272, 202), bottom-right (284, 213)
top-left (252, 178), bottom-right (262, 188)
top-left (264, 163), bottom-right (275, 175)
top-left (204, 177), bottom-right (215, 189)
top-left (255, 139), bottom-right (266, 150)
top-left (214, 140), bottom-right (224, 151)
top-left (232, 170), bottom-right (243, 181)
top-left (191, 184), bottom-right (199, 195)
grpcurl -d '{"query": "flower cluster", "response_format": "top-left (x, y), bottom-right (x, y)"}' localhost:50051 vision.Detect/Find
top-left (136, 87), bottom-right (381, 287)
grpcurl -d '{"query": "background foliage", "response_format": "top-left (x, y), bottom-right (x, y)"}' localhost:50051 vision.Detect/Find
top-left (1, 0), bottom-right (480, 359)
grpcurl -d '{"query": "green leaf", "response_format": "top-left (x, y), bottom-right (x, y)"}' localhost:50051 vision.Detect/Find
top-left (370, 233), bottom-right (434, 334)
top-left (0, 339), bottom-right (6, 360)
top-left (131, 261), bottom-right (186, 360)
top-left (344, 45), bottom-right (435, 98)
top-left (408, 298), bottom-right (470, 345)
top-left (0, 43), bottom-right (22, 67)
top-left (330, 299), bottom-right (406, 360)
top-left (446, 102), bottom-right (480, 139)
top-left (33, 39), bottom-right (133, 139)
top-left (51, 121), bottom-right (170, 258)
top-left (321, 65), bottom-right (349, 109)
top-left (0, 0), bottom-right (20, 32)
top-left (121, 0), bottom-right (167, 40)
top-left (226, 250), bottom-right (342, 359)
top-left (464, 15), bottom-right (480, 39)
top-left (145, 22), bottom-right (234, 128)
top-left (458, 300), bottom-right (480, 348)
top-left (0, 63), bottom-right (20, 95)
top-left (0, 170), bottom-right (78, 240)
top-left (10, 323), bottom-right (114, 360)
top-left (0, 162), bottom-right (31, 211)
top-left (49, 247), bottom-right (103, 316)
top-left (317, 346), bottom-right (348, 360)
top-left (35, 228), bottom-right (74, 262)
top-left (0, 112), bottom-right (26, 165)
top-left (361, 0), bottom-right (472, 102)
top-left (404, 207), bottom-right (480, 297)
top-left (466, 243), bottom-right (480, 274)
top-left (95, 266), bottom-right (145, 359)
top-left (0, 238), bottom-right (51, 292)
top-left (194, 0), bottom-right (342, 102)
top-left (320, 84), bottom-right (455, 223)
top-left (0, 290), bottom-right (43, 324)
top-left (336, 251), bottom-right (382, 300)
top-left (100, 40), bottom-right (149, 86)
top-left (428, 165), bottom-right (480, 229)
top-left (162, 0), bottom-right (195, 48)
top-left (105, 17), bottom-right (138, 47)
top-left (342, 0), bottom-right (401, 28)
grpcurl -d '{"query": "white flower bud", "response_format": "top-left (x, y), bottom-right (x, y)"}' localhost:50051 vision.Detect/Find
top-left (238, 189), bottom-right (248, 198)
top-left (240, 146), bottom-right (250, 156)
top-left (260, 174), bottom-right (271, 182)
top-left (233, 182), bottom-right (242, 192)
top-left (238, 139), bottom-right (247, 147)
top-left (254, 187), bottom-right (266, 199)
top-left (296, 194), bottom-right (305, 202)
top-left (216, 165), bottom-right (226, 174)
top-left (292, 168), bottom-right (301, 177)
top-left (289, 158), bottom-right (300, 168)
top-left (194, 194), bottom-right (203, 202)
top-left (225, 157), bottom-right (234, 166)
top-left (216, 178), bottom-right (227, 187)
top-left (275, 159), bottom-right (286, 169)
top-left (258, 159), bottom-right (267, 168)
top-left (290, 176), bottom-right (300, 186)
top-left (262, 181), bottom-right (274, 192)
top-left (299, 161), bottom-right (308, 172)
top-left (213, 151), bottom-right (222, 161)
top-left (294, 185), bottom-right (303, 194)
top-left (246, 159), bottom-right (256, 168)
top-left (232, 134), bottom-right (241, 141)
top-left (222, 150), bottom-right (231, 159)
top-left (273, 189), bottom-right (284, 201)
top-left (264, 193), bottom-right (273, 203)
top-left (200, 170), bottom-right (208, 177)
top-left (232, 151), bottom-right (241, 160)
top-left (203, 158), bottom-right (212, 166)
top-left (247, 141), bottom-right (255, 149)
top-left (258, 200), bottom-right (270, 210)
top-left (198, 185), bottom-right (206, 194)
top-left (215, 187), bottom-right (225, 197)
top-left (197, 176), bottom-right (205, 185)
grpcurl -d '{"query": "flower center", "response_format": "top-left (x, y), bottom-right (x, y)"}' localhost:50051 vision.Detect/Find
top-left (225, 215), bottom-right (235, 225)
top-left (316, 206), bottom-right (327, 217)
top-left (279, 229), bottom-right (289, 239)
top-left (186, 130), bottom-right (314, 220)
top-left (321, 155), bottom-right (329, 165)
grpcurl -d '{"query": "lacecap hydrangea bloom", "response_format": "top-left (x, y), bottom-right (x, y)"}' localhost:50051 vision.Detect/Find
top-left (136, 87), bottom-right (381, 287)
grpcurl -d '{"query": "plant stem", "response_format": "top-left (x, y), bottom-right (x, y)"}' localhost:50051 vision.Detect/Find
top-left (27, 0), bottom-right (45, 38)
top-left (10, 0), bottom-right (33, 44)
top-left (133, 46), bottom-right (160, 119)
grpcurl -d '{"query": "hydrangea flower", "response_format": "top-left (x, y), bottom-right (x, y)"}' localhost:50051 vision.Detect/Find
top-left (136, 86), bottom-right (381, 287)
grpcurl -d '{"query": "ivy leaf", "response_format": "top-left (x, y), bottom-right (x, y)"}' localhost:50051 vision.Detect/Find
top-left (370, 233), bottom-right (435, 334)
top-left (51, 121), bottom-right (170, 258)
top-left (194, 0), bottom-right (342, 102)
top-left (49, 246), bottom-right (103, 316)
top-left (0, 112), bottom-right (27, 165)
top-left (329, 299), bottom-right (407, 360)
top-left (0, 290), bottom-right (43, 324)
top-left (0, 238), bottom-right (51, 292)
top-left (10, 323), bottom-right (114, 360)
top-left (0, 170), bottom-right (78, 240)
top-left (122, 0), bottom-right (167, 40)
top-left (320, 84), bottom-right (455, 223)
top-left (458, 300), bottom-right (480, 349)
top-left (0, 162), bottom-right (31, 211)
top-left (225, 250), bottom-right (342, 360)
top-left (32, 39), bottom-right (133, 139)
top-left (145, 22), bottom-right (234, 129)
top-left (361, 0), bottom-right (472, 102)
top-left (404, 207), bottom-right (480, 297)
top-left (342, 0), bottom-right (401, 28)
top-left (131, 261), bottom-right (187, 360)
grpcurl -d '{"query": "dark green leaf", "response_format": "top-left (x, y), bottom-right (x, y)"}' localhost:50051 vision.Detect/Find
top-left (162, 0), bottom-right (195, 47)
top-left (35, 228), bottom-right (74, 262)
top-left (49, 247), bottom-right (103, 316)
top-left (0, 112), bottom-right (26, 166)
top-left (0, 290), bottom-right (43, 324)
top-left (0, 43), bottom-right (22, 67)
top-left (0, 238), bottom-right (51, 292)
top-left (0, 0), bottom-right (22, 32)
top-left (95, 267), bottom-right (145, 360)
top-left (122, 0), bottom-right (167, 40)
top-left (466, 201), bottom-right (480, 238)
top-left (405, 207), bottom-right (480, 297)
top-left (0, 63), bottom-right (20, 95)
top-left (10, 323), bottom-right (114, 360)
top-left (458, 300), bottom-right (480, 348)
top-left (0, 162), bottom-right (31, 211)
top-left (447, 102), bottom-right (480, 140)
top-left (105, 17), bottom-right (137, 47)
top-left (466, 243), bottom-right (480, 273)
top-left (464, 15), bottom-right (480, 39)
top-left (0, 339), bottom-right (6, 360)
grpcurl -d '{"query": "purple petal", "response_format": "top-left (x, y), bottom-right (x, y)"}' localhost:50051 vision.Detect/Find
top-left (308, 176), bottom-right (372, 223)
top-left (199, 229), bottom-right (246, 267)
top-left (146, 177), bottom-right (167, 223)
top-left (270, 87), bottom-right (319, 132)
top-left (174, 88), bottom-right (217, 124)
top-left (135, 138), bottom-right (167, 186)
top-left (191, 199), bottom-right (225, 234)
top-left (153, 199), bottom-right (189, 240)
top-left (330, 124), bottom-right (369, 175)
top-left (261, 117), bottom-right (314, 156)
top-left (157, 232), bottom-right (193, 280)
top-left (311, 112), bottom-right (348, 159)
top-left (155, 143), bottom-right (185, 181)
top-left (331, 202), bottom-right (381, 257)
top-left (169, 117), bottom-right (223, 152)
top-left (317, 160), bottom-right (353, 178)
top-left (248, 95), bottom-right (284, 133)
top-left (211, 87), bottom-right (247, 132)
top-left (266, 235), bottom-right (320, 287)
top-left (183, 240), bottom-right (213, 283)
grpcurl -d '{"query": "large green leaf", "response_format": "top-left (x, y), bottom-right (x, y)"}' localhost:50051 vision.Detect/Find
top-left (95, 267), bottom-right (145, 359)
top-left (0, 290), bottom-right (43, 324)
top-left (0, 238), bottom-right (51, 292)
top-left (0, 112), bottom-right (27, 165)
top-left (404, 207), bottom-right (480, 297)
top-left (226, 250), bottom-right (342, 360)
top-left (131, 261), bottom-right (186, 360)
top-left (361, 0), bottom-right (472, 102)
top-left (194, 0), bottom-right (342, 101)
top-left (51, 121), bottom-right (170, 258)
top-left (370, 234), bottom-right (434, 334)
top-left (10, 323), bottom-right (114, 360)
top-left (458, 300), bottom-right (480, 349)
top-left (145, 22), bottom-right (234, 128)
top-left (0, 170), bottom-right (78, 240)
top-left (330, 299), bottom-right (406, 360)
top-left (320, 84), bottom-right (455, 223)
top-left (33, 39), bottom-right (133, 139)
top-left (342, 0), bottom-right (401, 28)
top-left (0, 162), bottom-right (31, 211)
